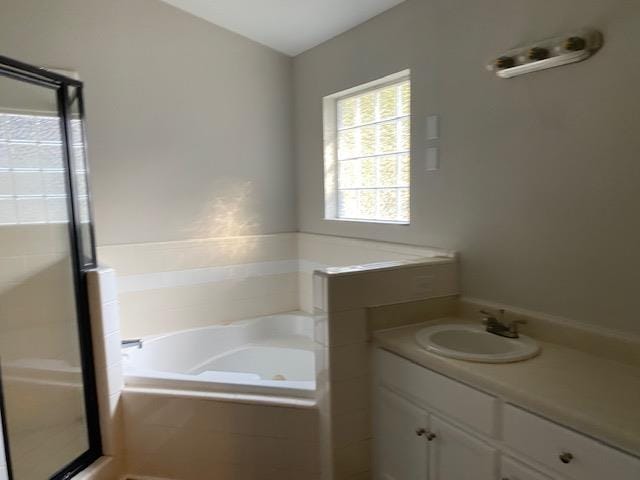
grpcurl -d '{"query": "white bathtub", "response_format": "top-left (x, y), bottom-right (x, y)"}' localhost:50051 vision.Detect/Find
top-left (122, 312), bottom-right (317, 398)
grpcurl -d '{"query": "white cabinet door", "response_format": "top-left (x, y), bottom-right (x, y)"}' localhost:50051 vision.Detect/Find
top-left (501, 456), bottom-right (553, 480)
top-left (428, 415), bottom-right (497, 480)
top-left (374, 387), bottom-right (429, 480)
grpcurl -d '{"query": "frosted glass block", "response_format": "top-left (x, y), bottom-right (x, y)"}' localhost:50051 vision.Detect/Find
top-left (379, 189), bottom-right (398, 220)
top-left (16, 197), bottom-right (46, 223)
top-left (358, 92), bottom-right (376, 124)
top-left (379, 122), bottom-right (397, 153)
top-left (13, 171), bottom-right (43, 196)
top-left (0, 198), bottom-right (17, 225)
top-left (72, 145), bottom-right (86, 170)
top-left (75, 172), bottom-right (88, 196)
top-left (398, 154), bottom-right (410, 187)
top-left (9, 143), bottom-right (40, 169)
top-left (338, 130), bottom-right (357, 160)
top-left (400, 82), bottom-right (410, 116)
top-left (0, 172), bottom-right (13, 196)
top-left (338, 98), bottom-right (356, 129)
top-left (6, 115), bottom-right (36, 141)
top-left (338, 190), bottom-right (358, 218)
top-left (399, 117), bottom-right (410, 151)
top-left (0, 115), bottom-right (8, 140)
top-left (398, 188), bottom-right (410, 222)
top-left (78, 196), bottom-right (90, 223)
top-left (379, 86), bottom-right (397, 120)
top-left (338, 160), bottom-right (358, 189)
top-left (46, 197), bottom-right (69, 223)
top-left (70, 119), bottom-right (83, 145)
top-left (360, 158), bottom-right (376, 187)
top-left (43, 171), bottom-right (67, 196)
top-left (39, 144), bottom-right (64, 169)
top-left (360, 125), bottom-right (376, 156)
top-left (359, 190), bottom-right (376, 218)
top-left (0, 143), bottom-right (9, 169)
top-left (36, 116), bottom-right (62, 142)
top-left (378, 156), bottom-right (398, 187)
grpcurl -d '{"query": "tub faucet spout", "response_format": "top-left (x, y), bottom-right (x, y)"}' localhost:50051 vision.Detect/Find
top-left (122, 339), bottom-right (143, 349)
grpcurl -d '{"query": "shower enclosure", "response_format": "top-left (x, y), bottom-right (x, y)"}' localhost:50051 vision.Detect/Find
top-left (0, 56), bottom-right (100, 479)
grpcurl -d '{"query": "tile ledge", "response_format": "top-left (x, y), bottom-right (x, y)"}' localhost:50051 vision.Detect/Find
top-left (74, 456), bottom-right (122, 480)
top-left (314, 257), bottom-right (455, 277)
top-left (123, 386), bottom-right (318, 409)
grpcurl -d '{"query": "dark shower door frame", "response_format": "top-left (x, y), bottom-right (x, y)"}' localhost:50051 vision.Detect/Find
top-left (0, 54), bottom-right (102, 480)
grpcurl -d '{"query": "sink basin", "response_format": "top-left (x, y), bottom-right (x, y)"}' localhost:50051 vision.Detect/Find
top-left (415, 324), bottom-right (540, 363)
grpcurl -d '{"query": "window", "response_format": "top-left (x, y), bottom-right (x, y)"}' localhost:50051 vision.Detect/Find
top-left (0, 112), bottom-right (87, 225)
top-left (324, 71), bottom-right (410, 224)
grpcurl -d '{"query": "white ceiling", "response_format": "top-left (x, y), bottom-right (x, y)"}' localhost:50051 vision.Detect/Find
top-left (161, 0), bottom-right (405, 56)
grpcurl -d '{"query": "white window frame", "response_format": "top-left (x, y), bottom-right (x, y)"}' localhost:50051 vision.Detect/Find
top-left (323, 69), bottom-right (411, 225)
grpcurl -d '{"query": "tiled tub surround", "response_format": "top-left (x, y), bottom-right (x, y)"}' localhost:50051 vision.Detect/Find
top-left (85, 269), bottom-right (322, 480)
top-left (98, 233), bottom-right (300, 339)
top-left (89, 233), bottom-right (458, 479)
top-left (122, 389), bottom-right (321, 480)
top-left (312, 259), bottom-right (460, 480)
top-left (87, 268), bottom-right (126, 478)
top-left (118, 258), bottom-right (458, 480)
top-left (97, 232), bottom-right (454, 339)
top-left (296, 233), bottom-right (453, 313)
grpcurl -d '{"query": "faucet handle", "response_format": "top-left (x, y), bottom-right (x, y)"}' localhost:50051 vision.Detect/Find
top-left (479, 308), bottom-right (504, 323)
top-left (507, 319), bottom-right (527, 334)
top-left (480, 310), bottom-right (496, 325)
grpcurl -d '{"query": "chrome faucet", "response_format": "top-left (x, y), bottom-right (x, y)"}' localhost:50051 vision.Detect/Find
top-left (122, 339), bottom-right (143, 349)
top-left (480, 309), bottom-right (526, 339)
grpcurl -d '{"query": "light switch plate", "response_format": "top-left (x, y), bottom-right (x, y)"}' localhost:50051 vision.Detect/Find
top-left (426, 147), bottom-right (439, 171)
top-left (426, 115), bottom-right (439, 140)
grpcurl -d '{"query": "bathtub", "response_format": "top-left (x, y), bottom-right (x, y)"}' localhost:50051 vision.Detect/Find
top-left (122, 312), bottom-right (317, 398)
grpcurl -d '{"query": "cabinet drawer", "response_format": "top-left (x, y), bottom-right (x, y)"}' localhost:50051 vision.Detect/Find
top-left (503, 405), bottom-right (640, 480)
top-left (501, 456), bottom-right (552, 480)
top-left (375, 349), bottom-right (497, 436)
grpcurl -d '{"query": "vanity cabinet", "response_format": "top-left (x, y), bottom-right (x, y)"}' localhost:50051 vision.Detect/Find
top-left (374, 348), bottom-right (640, 480)
top-left (428, 415), bottom-right (497, 480)
top-left (375, 388), bottom-right (497, 480)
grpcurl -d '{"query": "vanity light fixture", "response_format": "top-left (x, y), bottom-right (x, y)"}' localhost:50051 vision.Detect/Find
top-left (487, 28), bottom-right (603, 79)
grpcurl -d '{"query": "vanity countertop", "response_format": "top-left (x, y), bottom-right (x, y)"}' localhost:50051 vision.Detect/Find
top-left (374, 318), bottom-right (640, 457)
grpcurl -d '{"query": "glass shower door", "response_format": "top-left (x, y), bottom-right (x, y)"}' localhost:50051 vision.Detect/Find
top-left (0, 57), bottom-right (100, 480)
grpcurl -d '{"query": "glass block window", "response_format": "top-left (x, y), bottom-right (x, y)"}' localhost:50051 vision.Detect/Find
top-left (334, 78), bottom-right (410, 223)
top-left (0, 113), bottom-right (84, 225)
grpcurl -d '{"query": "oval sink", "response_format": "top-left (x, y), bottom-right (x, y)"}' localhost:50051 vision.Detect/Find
top-left (415, 324), bottom-right (540, 363)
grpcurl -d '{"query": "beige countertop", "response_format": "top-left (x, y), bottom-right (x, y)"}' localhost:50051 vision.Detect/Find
top-left (374, 318), bottom-right (640, 457)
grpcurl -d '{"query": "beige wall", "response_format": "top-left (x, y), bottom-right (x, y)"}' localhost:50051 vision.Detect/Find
top-left (2, 0), bottom-right (638, 336)
top-left (293, 0), bottom-right (640, 335)
top-left (0, 0), bottom-right (295, 246)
